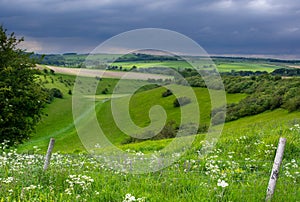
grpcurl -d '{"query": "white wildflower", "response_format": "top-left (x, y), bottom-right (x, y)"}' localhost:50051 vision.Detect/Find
top-left (217, 179), bottom-right (229, 188)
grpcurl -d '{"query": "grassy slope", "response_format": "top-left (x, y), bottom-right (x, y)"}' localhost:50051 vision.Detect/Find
top-left (18, 72), bottom-right (299, 154)
top-left (18, 72), bottom-right (246, 153)
top-left (97, 86), bottom-right (246, 144)
top-left (120, 108), bottom-right (300, 152)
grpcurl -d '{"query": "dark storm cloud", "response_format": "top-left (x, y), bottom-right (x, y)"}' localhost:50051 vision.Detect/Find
top-left (1, 0), bottom-right (300, 57)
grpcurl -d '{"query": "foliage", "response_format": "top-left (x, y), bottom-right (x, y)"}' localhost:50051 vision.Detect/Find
top-left (46, 88), bottom-right (64, 102)
top-left (123, 120), bottom-right (178, 144)
top-left (173, 96), bottom-right (191, 107)
top-left (272, 68), bottom-right (300, 76)
top-left (162, 89), bottom-right (173, 97)
top-left (206, 75), bottom-right (300, 122)
top-left (101, 88), bottom-right (109, 94)
top-left (212, 111), bottom-right (226, 125)
top-left (0, 26), bottom-right (47, 145)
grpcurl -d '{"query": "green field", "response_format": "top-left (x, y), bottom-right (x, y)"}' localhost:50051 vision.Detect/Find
top-left (216, 62), bottom-right (284, 72)
top-left (111, 60), bottom-right (284, 73)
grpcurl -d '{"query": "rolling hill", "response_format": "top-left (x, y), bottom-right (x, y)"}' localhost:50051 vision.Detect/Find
top-left (17, 71), bottom-right (300, 154)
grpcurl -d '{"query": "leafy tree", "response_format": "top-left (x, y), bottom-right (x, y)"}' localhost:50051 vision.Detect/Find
top-left (0, 26), bottom-right (47, 145)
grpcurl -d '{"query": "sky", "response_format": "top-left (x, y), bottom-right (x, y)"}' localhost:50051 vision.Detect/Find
top-left (1, 0), bottom-right (300, 59)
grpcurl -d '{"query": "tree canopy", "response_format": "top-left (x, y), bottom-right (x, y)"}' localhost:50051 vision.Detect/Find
top-left (0, 26), bottom-right (47, 145)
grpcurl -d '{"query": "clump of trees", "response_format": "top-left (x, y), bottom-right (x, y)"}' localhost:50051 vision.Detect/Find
top-left (45, 88), bottom-right (64, 103)
top-left (0, 26), bottom-right (48, 145)
top-left (122, 121), bottom-right (178, 144)
top-left (122, 120), bottom-right (208, 144)
top-left (210, 75), bottom-right (300, 124)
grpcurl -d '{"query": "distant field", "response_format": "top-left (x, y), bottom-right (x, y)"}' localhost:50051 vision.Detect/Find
top-left (111, 60), bottom-right (193, 69)
top-left (216, 62), bottom-right (284, 72)
top-left (288, 65), bottom-right (300, 69)
top-left (38, 53), bottom-right (297, 75)
top-left (38, 52), bottom-right (291, 75)
top-left (111, 60), bottom-right (284, 73)
top-left (45, 65), bottom-right (173, 80)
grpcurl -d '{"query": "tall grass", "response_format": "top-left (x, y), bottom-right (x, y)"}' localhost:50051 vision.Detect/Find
top-left (3, 120), bottom-right (299, 201)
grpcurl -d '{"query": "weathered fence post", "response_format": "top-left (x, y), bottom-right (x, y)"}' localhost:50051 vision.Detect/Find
top-left (43, 138), bottom-right (55, 171)
top-left (266, 137), bottom-right (286, 201)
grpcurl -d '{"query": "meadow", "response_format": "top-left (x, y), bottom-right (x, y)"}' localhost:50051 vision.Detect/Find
top-left (1, 119), bottom-right (299, 201)
top-left (3, 63), bottom-right (300, 201)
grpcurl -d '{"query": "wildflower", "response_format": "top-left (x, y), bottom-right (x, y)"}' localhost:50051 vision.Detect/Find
top-left (123, 193), bottom-right (136, 202)
top-left (3, 177), bottom-right (14, 184)
top-left (217, 179), bottom-right (229, 188)
top-left (24, 185), bottom-right (37, 190)
top-left (123, 193), bottom-right (145, 202)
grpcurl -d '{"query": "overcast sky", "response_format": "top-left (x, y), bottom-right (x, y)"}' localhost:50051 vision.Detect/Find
top-left (1, 0), bottom-right (300, 58)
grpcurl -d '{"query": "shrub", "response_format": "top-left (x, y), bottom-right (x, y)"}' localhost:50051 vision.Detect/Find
top-left (173, 97), bottom-right (191, 107)
top-left (152, 120), bottom-right (177, 140)
top-left (50, 88), bottom-right (63, 99)
top-left (212, 111), bottom-right (226, 125)
top-left (102, 88), bottom-right (109, 94)
top-left (162, 89), bottom-right (173, 97)
top-left (283, 96), bottom-right (300, 112)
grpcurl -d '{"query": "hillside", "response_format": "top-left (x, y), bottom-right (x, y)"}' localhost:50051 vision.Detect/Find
top-left (18, 72), bottom-right (246, 152)
top-left (17, 71), bottom-right (300, 154)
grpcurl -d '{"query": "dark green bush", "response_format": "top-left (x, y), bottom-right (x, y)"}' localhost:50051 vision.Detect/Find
top-left (51, 88), bottom-right (63, 98)
top-left (173, 97), bottom-right (191, 107)
top-left (162, 89), bottom-right (173, 97)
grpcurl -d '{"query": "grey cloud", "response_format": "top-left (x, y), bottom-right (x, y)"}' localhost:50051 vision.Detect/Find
top-left (0, 0), bottom-right (300, 56)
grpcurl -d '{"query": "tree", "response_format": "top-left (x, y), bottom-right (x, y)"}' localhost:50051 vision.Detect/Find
top-left (0, 26), bottom-right (47, 145)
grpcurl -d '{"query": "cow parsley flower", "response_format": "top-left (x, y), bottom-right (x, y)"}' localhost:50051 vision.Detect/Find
top-left (217, 179), bottom-right (229, 188)
top-left (123, 193), bottom-right (145, 202)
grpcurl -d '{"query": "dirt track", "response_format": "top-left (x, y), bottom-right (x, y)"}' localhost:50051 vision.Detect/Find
top-left (288, 65), bottom-right (300, 69)
top-left (45, 66), bottom-right (173, 80)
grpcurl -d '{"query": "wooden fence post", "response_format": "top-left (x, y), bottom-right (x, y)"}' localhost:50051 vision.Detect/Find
top-left (43, 138), bottom-right (55, 171)
top-left (266, 137), bottom-right (286, 201)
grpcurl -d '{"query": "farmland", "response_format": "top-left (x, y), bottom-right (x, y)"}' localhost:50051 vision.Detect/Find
top-left (35, 53), bottom-right (295, 73)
